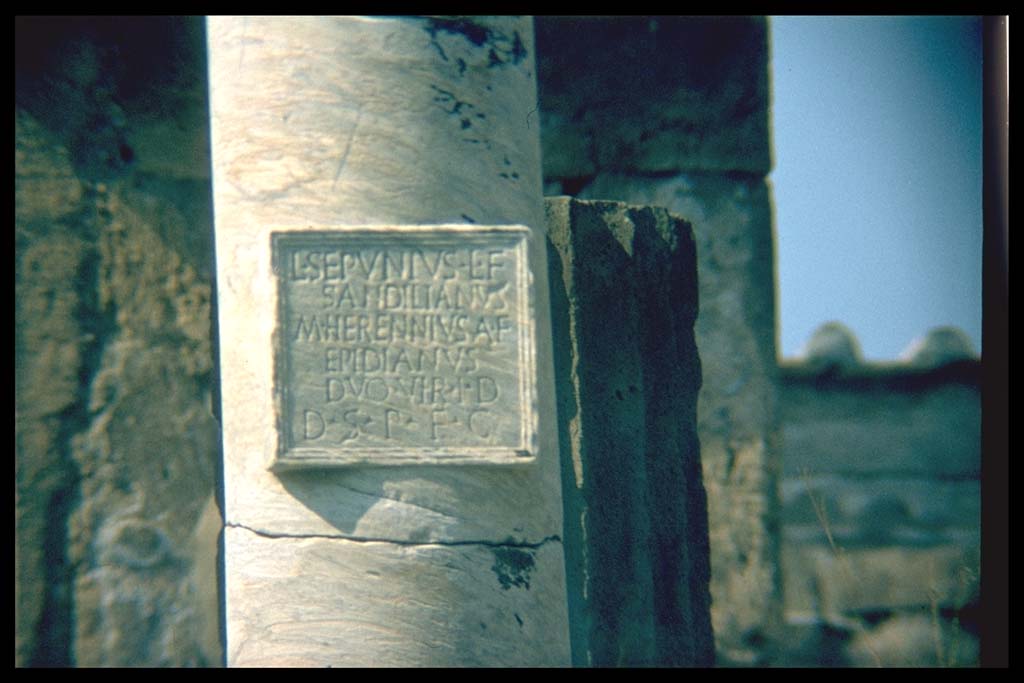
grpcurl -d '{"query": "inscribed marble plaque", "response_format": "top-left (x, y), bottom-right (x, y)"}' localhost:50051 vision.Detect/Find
top-left (272, 226), bottom-right (537, 467)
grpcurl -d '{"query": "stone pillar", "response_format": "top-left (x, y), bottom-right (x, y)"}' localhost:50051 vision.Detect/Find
top-left (545, 197), bottom-right (713, 666)
top-left (207, 16), bottom-right (570, 666)
top-left (536, 17), bottom-right (783, 664)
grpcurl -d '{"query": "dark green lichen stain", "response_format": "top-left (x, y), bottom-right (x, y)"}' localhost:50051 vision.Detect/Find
top-left (491, 546), bottom-right (535, 590)
top-left (425, 17), bottom-right (490, 54)
top-left (429, 85), bottom-right (472, 116)
top-left (422, 17), bottom-right (527, 70)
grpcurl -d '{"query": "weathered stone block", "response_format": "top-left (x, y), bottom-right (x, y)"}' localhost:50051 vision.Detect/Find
top-left (799, 321), bottom-right (863, 371)
top-left (536, 16), bottom-right (771, 179)
top-left (779, 367), bottom-right (981, 479)
top-left (567, 172), bottom-right (782, 664)
top-left (782, 544), bottom-right (979, 617)
top-left (546, 196), bottom-right (712, 666)
top-left (782, 476), bottom-right (981, 545)
top-left (900, 326), bottom-right (978, 367)
top-left (845, 613), bottom-right (979, 667)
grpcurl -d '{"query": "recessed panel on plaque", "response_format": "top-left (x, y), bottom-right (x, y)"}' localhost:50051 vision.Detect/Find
top-left (271, 226), bottom-right (537, 468)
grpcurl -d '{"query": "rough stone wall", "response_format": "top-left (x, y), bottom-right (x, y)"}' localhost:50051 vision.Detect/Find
top-left (536, 16), bottom-right (783, 664)
top-left (545, 197), bottom-right (712, 666)
top-left (775, 324), bottom-right (981, 666)
top-left (15, 17), bottom-right (221, 666)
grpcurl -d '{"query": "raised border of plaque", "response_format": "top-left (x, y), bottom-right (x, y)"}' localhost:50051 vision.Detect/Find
top-left (271, 225), bottom-right (538, 468)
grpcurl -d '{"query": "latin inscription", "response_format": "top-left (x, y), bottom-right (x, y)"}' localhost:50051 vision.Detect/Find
top-left (273, 227), bottom-right (535, 466)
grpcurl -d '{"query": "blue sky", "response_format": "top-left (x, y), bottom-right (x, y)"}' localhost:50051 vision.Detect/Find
top-left (770, 16), bottom-right (983, 360)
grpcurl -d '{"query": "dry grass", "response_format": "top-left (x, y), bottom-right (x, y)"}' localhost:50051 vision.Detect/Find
top-left (800, 468), bottom-right (977, 667)
top-left (801, 468), bottom-right (882, 668)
